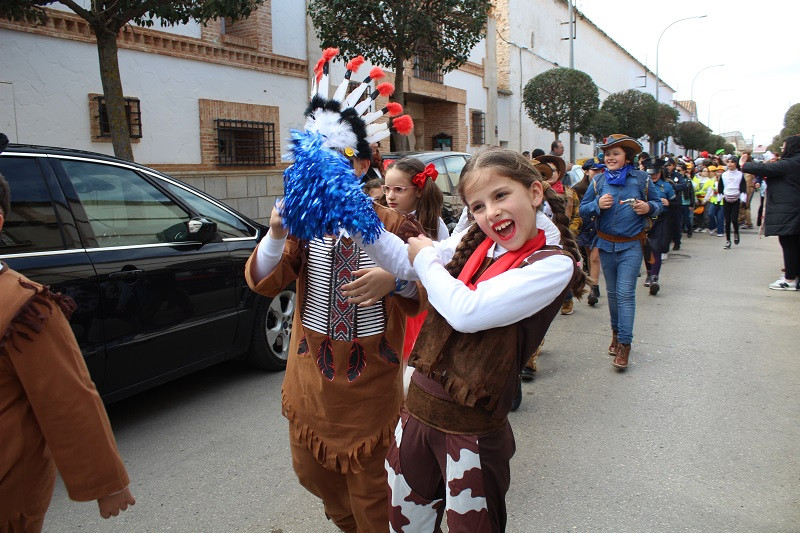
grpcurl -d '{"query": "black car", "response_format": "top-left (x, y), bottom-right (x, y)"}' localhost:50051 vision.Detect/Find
top-left (0, 144), bottom-right (294, 403)
top-left (382, 151), bottom-right (471, 230)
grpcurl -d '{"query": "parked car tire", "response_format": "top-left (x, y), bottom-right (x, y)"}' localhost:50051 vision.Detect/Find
top-left (246, 283), bottom-right (296, 370)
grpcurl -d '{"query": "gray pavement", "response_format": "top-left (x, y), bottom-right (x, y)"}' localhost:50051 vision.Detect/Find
top-left (45, 227), bottom-right (799, 532)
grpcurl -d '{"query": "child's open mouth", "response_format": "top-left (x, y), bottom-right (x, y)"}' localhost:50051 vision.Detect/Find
top-left (492, 219), bottom-right (515, 241)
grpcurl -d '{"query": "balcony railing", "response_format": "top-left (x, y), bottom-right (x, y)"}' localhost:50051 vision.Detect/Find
top-left (413, 56), bottom-right (443, 84)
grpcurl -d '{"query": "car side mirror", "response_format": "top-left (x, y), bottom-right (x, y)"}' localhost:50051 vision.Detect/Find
top-left (187, 216), bottom-right (217, 243)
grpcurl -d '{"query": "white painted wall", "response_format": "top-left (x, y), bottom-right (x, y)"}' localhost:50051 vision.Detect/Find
top-left (0, 30), bottom-right (307, 165)
top-left (272, 0), bottom-right (308, 59)
top-left (502, 0), bottom-right (677, 162)
top-left (468, 38), bottom-right (487, 65)
top-left (443, 69), bottom-right (487, 153)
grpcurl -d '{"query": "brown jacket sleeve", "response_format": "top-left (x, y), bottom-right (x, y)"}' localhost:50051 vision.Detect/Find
top-left (8, 307), bottom-right (130, 502)
top-left (245, 235), bottom-right (304, 298)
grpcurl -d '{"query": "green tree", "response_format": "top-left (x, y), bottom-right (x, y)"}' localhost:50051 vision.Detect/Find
top-left (523, 68), bottom-right (599, 149)
top-left (600, 89), bottom-right (658, 141)
top-left (706, 134), bottom-right (735, 154)
top-left (674, 121), bottom-right (711, 153)
top-left (769, 102), bottom-right (800, 151)
top-left (0, 0), bottom-right (263, 161)
top-left (580, 109), bottom-right (619, 145)
top-left (308, 0), bottom-right (490, 150)
top-left (646, 102), bottom-right (679, 153)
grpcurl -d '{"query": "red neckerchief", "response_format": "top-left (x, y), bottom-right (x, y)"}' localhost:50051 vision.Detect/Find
top-left (457, 230), bottom-right (546, 290)
top-left (551, 180), bottom-right (564, 194)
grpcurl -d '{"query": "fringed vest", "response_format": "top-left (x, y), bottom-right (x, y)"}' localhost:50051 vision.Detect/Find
top-left (406, 248), bottom-right (576, 434)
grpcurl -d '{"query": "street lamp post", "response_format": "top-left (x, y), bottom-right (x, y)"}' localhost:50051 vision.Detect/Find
top-left (690, 63), bottom-right (724, 121)
top-left (655, 15), bottom-right (707, 104)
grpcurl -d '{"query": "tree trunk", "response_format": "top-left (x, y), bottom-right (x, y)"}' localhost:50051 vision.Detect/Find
top-left (391, 54), bottom-right (410, 152)
top-left (95, 27), bottom-right (134, 161)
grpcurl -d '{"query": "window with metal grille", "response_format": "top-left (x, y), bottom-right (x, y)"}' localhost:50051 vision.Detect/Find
top-left (471, 111), bottom-right (485, 146)
top-left (96, 96), bottom-right (142, 138)
top-left (413, 55), bottom-right (444, 84)
top-left (215, 119), bottom-right (276, 167)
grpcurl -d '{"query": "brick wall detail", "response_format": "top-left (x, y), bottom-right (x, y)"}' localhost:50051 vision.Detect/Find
top-left (0, 7), bottom-right (305, 79)
top-left (423, 103), bottom-right (467, 152)
top-left (87, 92), bottom-right (141, 144)
top-left (197, 98), bottom-right (281, 170)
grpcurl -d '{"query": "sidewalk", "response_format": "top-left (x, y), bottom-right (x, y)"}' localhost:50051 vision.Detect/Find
top-left (507, 227), bottom-right (799, 531)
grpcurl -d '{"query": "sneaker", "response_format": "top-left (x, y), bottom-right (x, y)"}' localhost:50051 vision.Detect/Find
top-left (661, 253), bottom-right (668, 261)
top-left (724, 241), bottom-right (731, 249)
top-left (649, 275), bottom-right (660, 295)
top-left (560, 299), bottom-right (574, 315)
top-left (644, 274), bottom-right (652, 287)
top-left (672, 244), bottom-right (681, 251)
top-left (734, 233), bottom-right (740, 245)
top-left (768, 277), bottom-right (799, 291)
top-left (716, 233), bottom-right (724, 237)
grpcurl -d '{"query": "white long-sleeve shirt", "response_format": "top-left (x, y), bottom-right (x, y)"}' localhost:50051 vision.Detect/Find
top-left (356, 211), bottom-right (573, 333)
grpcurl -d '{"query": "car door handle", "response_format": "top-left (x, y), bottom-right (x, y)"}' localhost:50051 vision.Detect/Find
top-left (109, 269), bottom-right (144, 281)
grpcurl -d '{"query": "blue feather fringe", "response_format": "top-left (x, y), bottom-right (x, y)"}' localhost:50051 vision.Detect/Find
top-left (281, 130), bottom-right (383, 243)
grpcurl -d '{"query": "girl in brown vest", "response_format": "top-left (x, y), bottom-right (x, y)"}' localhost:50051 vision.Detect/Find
top-left (355, 148), bottom-right (587, 532)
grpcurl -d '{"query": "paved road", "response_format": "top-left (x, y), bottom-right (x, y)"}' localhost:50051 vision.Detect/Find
top-left (46, 227), bottom-right (799, 532)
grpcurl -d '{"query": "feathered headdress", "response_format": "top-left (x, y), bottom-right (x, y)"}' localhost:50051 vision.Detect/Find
top-left (281, 48), bottom-right (414, 243)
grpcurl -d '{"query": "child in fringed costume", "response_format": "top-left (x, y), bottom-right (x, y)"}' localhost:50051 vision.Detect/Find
top-left (244, 49), bottom-right (422, 531)
top-left (354, 149), bottom-right (589, 531)
top-left (0, 135), bottom-right (135, 531)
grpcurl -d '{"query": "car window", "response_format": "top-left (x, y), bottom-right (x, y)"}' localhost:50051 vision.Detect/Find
top-left (443, 156), bottom-right (467, 192)
top-left (161, 181), bottom-right (254, 239)
top-left (61, 160), bottom-right (190, 247)
top-left (430, 158), bottom-right (451, 195)
top-left (0, 156), bottom-right (66, 254)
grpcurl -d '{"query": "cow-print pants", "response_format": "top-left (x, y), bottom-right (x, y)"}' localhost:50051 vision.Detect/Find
top-left (386, 408), bottom-right (515, 532)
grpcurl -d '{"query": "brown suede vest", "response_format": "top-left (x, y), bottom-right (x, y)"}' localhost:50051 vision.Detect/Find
top-left (406, 248), bottom-right (576, 435)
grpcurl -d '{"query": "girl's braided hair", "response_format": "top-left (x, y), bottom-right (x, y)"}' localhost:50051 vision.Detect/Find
top-left (444, 147), bottom-right (588, 298)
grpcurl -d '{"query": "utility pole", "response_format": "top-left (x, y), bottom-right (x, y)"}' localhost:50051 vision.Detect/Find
top-left (566, 0), bottom-right (576, 164)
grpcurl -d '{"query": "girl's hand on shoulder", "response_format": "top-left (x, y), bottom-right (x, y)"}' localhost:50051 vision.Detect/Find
top-left (632, 199), bottom-right (650, 215)
top-left (598, 193), bottom-right (614, 210)
top-left (342, 267), bottom-right (396, 306)
top-left (269, 201), bottom-right (288, 239)
top-left (407, 235), bottom-right (434, 265)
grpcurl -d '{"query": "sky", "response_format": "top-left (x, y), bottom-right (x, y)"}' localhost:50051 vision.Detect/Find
top-left (575, 0), bottom-right (800, 148)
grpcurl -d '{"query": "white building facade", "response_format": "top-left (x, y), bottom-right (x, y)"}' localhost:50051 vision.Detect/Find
top-left (1, 0), bottom-right (688, 223)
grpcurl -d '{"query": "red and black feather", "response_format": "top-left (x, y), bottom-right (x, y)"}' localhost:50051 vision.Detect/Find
top-left (316, 337), bottom-right (335, 380)
top-left (347, 340), bottom-right (367, 382)
top-left (298, 336), bottom-right (309, 355)
top-left (378, 336), bottom-right (400, 366)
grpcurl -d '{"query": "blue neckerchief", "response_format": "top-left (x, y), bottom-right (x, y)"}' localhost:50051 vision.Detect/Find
top-left (604, 164), bottom-right (632, 186)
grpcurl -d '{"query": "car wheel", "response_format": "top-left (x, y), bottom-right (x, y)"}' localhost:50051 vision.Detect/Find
top-left (246, 284), bottom-right (296, 370)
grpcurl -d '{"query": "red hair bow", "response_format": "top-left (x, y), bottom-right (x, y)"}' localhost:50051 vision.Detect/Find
top-left (412, 163), bottom-right (438, 188)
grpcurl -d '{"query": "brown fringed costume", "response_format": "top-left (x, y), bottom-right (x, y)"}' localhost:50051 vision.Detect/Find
top-left (0, 263), bottom-right (129, 532)
top-left (245, 207), bottom-right (425, 531)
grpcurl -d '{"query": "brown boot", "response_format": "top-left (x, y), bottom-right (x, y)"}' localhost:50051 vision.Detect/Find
top-left (608, 331), bottom-right (618, 356)
top-left (612, 343), bottom-right (630, 370)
